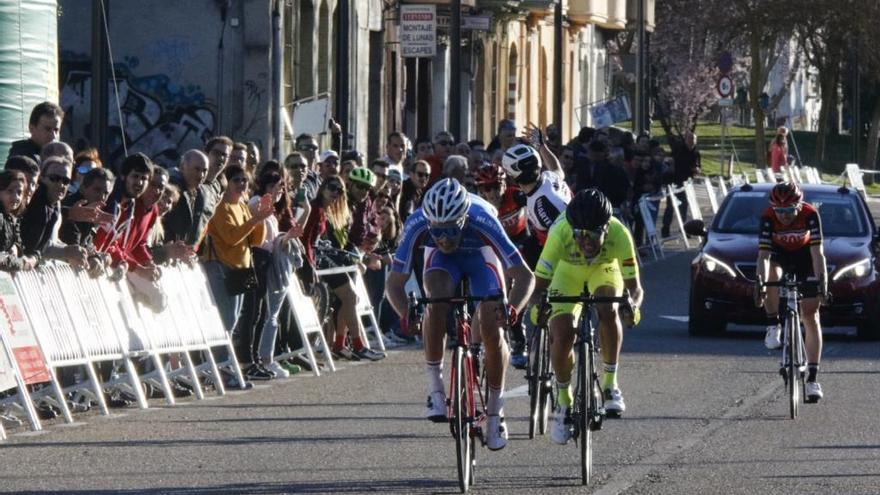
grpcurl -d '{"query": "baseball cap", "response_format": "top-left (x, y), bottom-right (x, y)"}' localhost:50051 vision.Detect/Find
top-left (318, 150), bottom-right (339, 163)
top-left (387, 167), bottom-right (403, 183)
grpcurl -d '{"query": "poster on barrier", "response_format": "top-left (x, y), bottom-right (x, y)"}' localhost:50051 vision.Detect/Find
top-left (0, 274), bottom-right (51, 384)
top-left (0, 338), bottom-right (16, 392)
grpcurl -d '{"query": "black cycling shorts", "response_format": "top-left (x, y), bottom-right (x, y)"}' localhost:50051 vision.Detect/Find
top-left (769, 245), bottom-right (818, 297)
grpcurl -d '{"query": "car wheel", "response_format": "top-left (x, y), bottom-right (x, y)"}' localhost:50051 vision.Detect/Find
top-left (688, 287), bottom-right (727, 337)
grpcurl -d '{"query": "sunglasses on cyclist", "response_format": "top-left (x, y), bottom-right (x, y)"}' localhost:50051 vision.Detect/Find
top-left (773, 206), bottom-right (798, 215)
top-left (429, 221), bottom-right (465, 240)
top-left (572, 226), bottom-right (606, 241)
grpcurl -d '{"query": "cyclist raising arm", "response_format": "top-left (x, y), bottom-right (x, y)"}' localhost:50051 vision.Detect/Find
top-left (528, 189), bottom-right (644, 445)
top-left (385, 179), bottom-right (535, 451)
top-left (754, 182), bottom-right (828, 402)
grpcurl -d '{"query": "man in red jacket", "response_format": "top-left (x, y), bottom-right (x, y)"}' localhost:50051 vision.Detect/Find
top-left (94, 153), bottom-right (164, 308)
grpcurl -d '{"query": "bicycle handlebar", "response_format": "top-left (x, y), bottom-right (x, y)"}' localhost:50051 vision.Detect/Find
top-left (760, 280), bottom-right (821, 289)
top-left (409, 293), bottom-right (506, 307)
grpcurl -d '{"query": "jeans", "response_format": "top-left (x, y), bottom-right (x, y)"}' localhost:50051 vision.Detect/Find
top-left (661, 190), bottom-right (688, 233)
top-left (258, 287), bottom-right (289, 362)
top-left (203, 260), bottom-right (244, 334)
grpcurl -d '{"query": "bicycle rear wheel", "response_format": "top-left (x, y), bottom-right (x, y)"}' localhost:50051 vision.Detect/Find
top-left (576, 338), bottom-right (592, 485)
top-left (786, 318), bottom-right (799, 420)
top-left (452, 348), bottom-right (471, 492)
top-left (527, 326), bottom-right (543, 439)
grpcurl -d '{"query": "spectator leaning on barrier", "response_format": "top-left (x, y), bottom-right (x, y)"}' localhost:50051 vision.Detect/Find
top-left (20, 156), bottom-right (88, 268)
top-left (70, 148), bottom-right (101, 195)
top-left (59, 167), bottom-right (115, 275)
top-left (0, 170), bottom-right (37, 273)
top-left (202, 164), bottom-right (272, 338)
top-left (8, 101), bottom-right (63, 163)
top-left (141, 168), bottom-right (192, 265)
top-left (94, 153), bottom-right (166, 309)
top-left (5, 155), bottom-right (40, 209)
top-left (165, 150), bottom-right (219, 249)
top-left (631, 149), bottom-right (667, 247)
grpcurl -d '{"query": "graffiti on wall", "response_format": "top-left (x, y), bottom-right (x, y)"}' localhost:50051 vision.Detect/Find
top-left (59, 51), bottom-right (216, 169)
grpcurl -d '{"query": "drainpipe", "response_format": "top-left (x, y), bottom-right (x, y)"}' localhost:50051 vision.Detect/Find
top-left (272, 0), bottom-right (283, 160)
top-left (335, 0), bottom-right (350, 150)
top-left (90, 0), bottom-right (109, 160)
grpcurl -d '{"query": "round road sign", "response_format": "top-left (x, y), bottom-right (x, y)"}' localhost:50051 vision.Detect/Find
top-left (717, 76), bottom-right (733, 98)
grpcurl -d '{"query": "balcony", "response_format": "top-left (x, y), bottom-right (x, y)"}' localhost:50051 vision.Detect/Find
top-left (568, 0), bottom-right (626, 29)
top-left (519, 0), bottom-right (555, 14)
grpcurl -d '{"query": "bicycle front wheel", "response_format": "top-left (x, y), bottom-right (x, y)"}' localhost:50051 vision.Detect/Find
top-left (528, 326), bottom-right (543, 439)
top-left (786, 317), bottom-right (799, 420)
top-left (576, 338), bottom-right (592, 485)
top-left (452, 348), bottom-right (471, 492)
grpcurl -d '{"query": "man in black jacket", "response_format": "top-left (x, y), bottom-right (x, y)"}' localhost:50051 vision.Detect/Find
top-left (661, 131), bottom-right (701, 238)
top-left (7, 102), bottom-right (64, 163)
top-left (164, 149), bottom-right (219, 249)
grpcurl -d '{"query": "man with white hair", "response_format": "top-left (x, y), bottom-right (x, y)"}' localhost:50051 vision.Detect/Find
top-left (164, 149), bottom-right (220, 249)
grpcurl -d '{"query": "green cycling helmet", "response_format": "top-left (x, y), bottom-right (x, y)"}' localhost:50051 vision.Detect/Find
top-left (349, 167), bottom-right (376, 187)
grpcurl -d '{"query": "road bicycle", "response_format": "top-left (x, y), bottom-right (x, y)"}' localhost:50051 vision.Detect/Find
top-left (408, 291), bottom-right (506, 493)
top-left (759, 274), bottom-right (822, 419)
top-left (538, 285), bottom-right (633, 485)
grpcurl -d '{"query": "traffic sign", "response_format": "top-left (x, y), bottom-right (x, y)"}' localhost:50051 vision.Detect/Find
top-left (717, 76), bottom-right (733, 98)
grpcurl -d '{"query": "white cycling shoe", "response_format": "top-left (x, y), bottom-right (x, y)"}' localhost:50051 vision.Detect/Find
top-left (483, 414), bottom-right (508, 450)
top-left (425, 390), bottom-right (447, 423)
top-left (550, 406), bottom-right (572, 445)
top-left (604, 388), bottom-right (626, 417)
top-left (764, 325), bottom-right (782, 350)
top-left (805, 381), bottom-right (823, 403)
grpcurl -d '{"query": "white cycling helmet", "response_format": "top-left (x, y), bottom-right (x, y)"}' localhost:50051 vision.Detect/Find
top-left (422, 178), bottom-right (471, 224)
top-left (501, 144), bottom-right (542, 184)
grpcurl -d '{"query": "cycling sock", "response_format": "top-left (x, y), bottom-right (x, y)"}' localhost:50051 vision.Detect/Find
top-left (333, 334), bottom-right (346, 350)
top-left (351, 337), bottom-right (365, 351)
top-left (807, 363), bottom-right (819, 383)
top-left (557, 381), bottom-right (572, 407)
top-left (426, 361), bottom-right (444, 394)
top-left (602, 363), bottom-right (618, 391)
top-left (487, 386), bottom-right (504, 416)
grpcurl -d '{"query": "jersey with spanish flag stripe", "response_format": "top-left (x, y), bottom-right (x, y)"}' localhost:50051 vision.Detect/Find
top-left (535, 215), bottom-right (639, 280)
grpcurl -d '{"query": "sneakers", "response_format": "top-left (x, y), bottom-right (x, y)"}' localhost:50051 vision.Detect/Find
top-left (805, 381), bottom-right (823, 403)
top-left (426, 390), bottom-right (448, 423)
top-left (265, 361), bottom-right (290, 378)
top-left (509, 342), bottom-right (528, 370)
top-left (483, 414), bottom-right (508, 450)
top-left (764, 325), bottom-right (782, 349)
top-left (245, 363), bottom-right (275, 381)
top-left (604, 388), bottom-right (626, 417)
top-left (279, 359), bottom-right (302, 375)
top-left (220, 367), bottom-right (254, 389)
top-left (354, 347), bottom-right (386, 361)
top-left (332, 347), bottom-right (361, 361)
top-left (550, 406), bottom-right (572, 445)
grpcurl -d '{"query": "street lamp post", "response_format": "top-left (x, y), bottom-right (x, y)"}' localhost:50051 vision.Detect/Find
top-left (553, 0), bottom-right (563, 138)
top-left (634, 0), bottom-right (647, 136)
top-left (450, 0), bottom-right (462, 140)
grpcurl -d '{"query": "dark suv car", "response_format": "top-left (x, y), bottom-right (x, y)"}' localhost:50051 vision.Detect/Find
top-left (685, 183), bottom-right (880, 339)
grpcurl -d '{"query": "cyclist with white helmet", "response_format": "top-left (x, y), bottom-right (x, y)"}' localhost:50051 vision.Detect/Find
top-left (385, 178), bottom-right (535, 451)
top-left (501, 132), bottom-right (571, 368)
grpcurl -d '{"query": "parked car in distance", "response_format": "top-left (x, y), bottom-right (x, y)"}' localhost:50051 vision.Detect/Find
top-left (685, 183), bottom-right (880, 340)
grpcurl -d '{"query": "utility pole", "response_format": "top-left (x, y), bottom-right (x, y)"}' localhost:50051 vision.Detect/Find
top-left (271, 0), bottom-right (283, 160)
top-left (449, 0), bottom-right (462, 140)
top-left (634, 0), bottom-right (647, 135)
top-left (553, 0), bottom-right (563, 137)
top-left (90, 0), bottom-right (109, 160)
top-left (335, 0), bottom-right (350, 150)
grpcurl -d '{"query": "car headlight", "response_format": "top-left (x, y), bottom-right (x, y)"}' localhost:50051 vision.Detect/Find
top-left (832, 258), bottom-right (872, 281)
top-left (701, 253), bottom-right (736, 278)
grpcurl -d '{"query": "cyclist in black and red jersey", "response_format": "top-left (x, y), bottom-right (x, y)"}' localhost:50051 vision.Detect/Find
top-left (474, 163), bottom-right (530, 249)
top-left (754, 182), bottom-right (828, 402)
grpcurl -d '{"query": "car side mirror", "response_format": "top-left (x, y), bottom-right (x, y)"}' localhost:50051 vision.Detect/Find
top-left (684, 219), bottom-right (708, 238)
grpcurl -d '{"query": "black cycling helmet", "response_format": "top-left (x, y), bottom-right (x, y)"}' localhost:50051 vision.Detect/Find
top-left (566, 188), bottom-right (612, 230)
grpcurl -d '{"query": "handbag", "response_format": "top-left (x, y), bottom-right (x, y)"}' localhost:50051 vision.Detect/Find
top-left (206, 234), bottom-right (258, 295)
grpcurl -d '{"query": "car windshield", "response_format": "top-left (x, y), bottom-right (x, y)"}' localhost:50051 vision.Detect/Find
top-left (714, 190), bottom-right (868, 237)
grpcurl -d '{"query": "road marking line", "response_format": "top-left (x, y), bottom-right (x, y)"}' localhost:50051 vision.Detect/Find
top-left (659, 315), bottom-right (689, 323)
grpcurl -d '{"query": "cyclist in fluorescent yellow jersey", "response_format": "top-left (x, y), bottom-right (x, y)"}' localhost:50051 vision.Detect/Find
top-left (528, 189), bottom-right (644, 445)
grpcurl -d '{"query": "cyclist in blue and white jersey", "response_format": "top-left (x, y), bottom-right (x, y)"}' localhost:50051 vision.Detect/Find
top-left (385, 179), bottom-right (535, 451)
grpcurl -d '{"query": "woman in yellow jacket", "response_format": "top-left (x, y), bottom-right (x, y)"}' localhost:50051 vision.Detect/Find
top-left (203, 164), bottom-right (275, 333)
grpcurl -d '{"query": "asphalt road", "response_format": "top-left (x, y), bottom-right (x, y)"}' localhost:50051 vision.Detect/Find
top-left (2, 251), bottom-right (878, 494)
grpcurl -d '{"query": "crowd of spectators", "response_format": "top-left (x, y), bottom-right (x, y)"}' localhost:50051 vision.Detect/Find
top-left (2, 100), bottom-right (702, 416)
